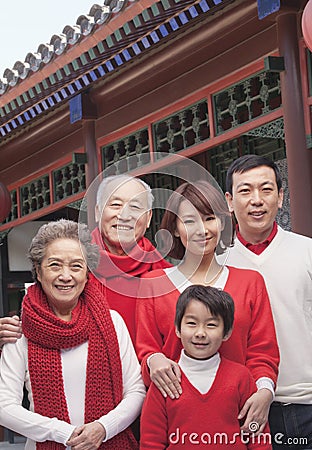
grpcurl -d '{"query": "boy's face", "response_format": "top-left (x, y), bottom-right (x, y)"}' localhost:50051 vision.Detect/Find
top-left (176, 299), bottom-right (231, 360)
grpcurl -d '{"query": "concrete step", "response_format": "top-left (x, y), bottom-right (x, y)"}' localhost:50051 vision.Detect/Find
top-left (0, 440), bottom-right (25, 450)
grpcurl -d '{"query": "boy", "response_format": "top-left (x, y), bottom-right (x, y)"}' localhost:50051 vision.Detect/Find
top-left (140, 285), bottom-right (272, 449)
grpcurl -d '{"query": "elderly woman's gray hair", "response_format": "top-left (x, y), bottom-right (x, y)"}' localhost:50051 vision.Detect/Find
top-left (28, 219), bottom-right (99, 281)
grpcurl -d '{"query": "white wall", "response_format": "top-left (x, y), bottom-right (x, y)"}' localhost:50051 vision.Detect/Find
top-left (8, 221), bottom-right (48, 271)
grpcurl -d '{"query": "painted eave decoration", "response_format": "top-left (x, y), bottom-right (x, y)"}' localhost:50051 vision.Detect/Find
top-left (0, 0), bottom-right (233, 140)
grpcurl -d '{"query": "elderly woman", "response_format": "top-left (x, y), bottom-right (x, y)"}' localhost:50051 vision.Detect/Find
top-left (0, 219), bottom-right (145, 450)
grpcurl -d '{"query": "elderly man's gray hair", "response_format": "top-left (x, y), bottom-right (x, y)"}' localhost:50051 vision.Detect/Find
top-left (96, 175), bottom-right (154, 210)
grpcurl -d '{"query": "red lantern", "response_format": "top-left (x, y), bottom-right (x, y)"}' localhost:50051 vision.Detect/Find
top-left (302, 0), bottom-right (312, 52)
top-left (0, 182), bottom-right (12, 222)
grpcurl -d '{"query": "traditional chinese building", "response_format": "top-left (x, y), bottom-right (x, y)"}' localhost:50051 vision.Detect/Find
top-left (0, 0), bottom-right (311, 323)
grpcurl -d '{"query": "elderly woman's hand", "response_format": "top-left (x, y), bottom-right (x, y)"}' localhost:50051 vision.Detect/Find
top-left (149, 353), bottom-right (182, 400)
top-left (66, 422), bottom-right (106, 450)
top-left (0, 315), bottom-right (22, 347)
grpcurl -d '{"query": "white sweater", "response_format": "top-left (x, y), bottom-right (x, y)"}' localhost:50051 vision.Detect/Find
top-left (0, 310), bottom-right (146, 450)
top-left (225, 226), bottom-right (312, 404)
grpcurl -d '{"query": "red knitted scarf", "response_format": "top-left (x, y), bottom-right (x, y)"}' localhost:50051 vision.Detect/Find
top-left (91, 228), bottom-right (171, 294)
top-left (22, 280), bottom-right (138, 450)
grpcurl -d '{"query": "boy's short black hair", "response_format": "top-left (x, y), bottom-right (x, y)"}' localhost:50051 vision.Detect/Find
top-left (225, 154), bottom-right (282, 195)
top-left (175, 284), bottom-right (234, 337)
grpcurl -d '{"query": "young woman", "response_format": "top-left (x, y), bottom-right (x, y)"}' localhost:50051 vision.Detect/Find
top-left (136, 180), bottom-right (279, 434)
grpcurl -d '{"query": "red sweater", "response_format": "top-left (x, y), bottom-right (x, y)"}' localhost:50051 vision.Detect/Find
top-left (91, 228), bottom-right (171, 343)
top-left (140, 357), bottom-right (272, 449)
top-left (136, 266), bottom-right (279, 386)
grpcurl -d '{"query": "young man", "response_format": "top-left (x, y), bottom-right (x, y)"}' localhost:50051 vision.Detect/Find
top-left (140, 284), bottom-right (272, 449)
top-left (225, 154), bottom-right (312, 450)
top-left (0, 175), bottom-right (170, 347)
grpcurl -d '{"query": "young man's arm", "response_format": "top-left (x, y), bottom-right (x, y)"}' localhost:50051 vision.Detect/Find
top-left (239, 272), bottom-right (279, 435)
top-left (0, 316), bottom-right (22, 347)
top-left (238, 368), bottom-right (272, 449)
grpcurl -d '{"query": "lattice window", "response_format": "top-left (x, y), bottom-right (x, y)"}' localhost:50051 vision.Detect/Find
top-left (206, 128), bottom-right (286, 191)
top-left (245, 117), bottom-right (285, 140)
top-left (307, 129), bottom-right (312, 150)
top-left (20, 176), bottom-right (50, 217)
top-left (275, 159), bottom-right (291, 231)
top-left (101, 129), bottom-right (150, 175)
top-left (142, 172), bottom-right (179, 247)
top-left (213, 71), bottom-right (281, 134)
top-left (208, 141), bottom-right (240, 191)
top-left (153, 100), bottom-right (209, 158)
top-left (205, 130), bottom-right (289, 229)
top-left (53, 163), bottom-right (86, 202)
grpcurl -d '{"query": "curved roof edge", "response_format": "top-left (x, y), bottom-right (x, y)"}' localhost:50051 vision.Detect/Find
top-left (0, 0), bottom-right (138, 95)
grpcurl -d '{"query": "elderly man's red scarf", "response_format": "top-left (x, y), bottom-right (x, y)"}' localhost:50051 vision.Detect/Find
top-left (22, 280), bottom-right (138, 450)
top-left (91, 227), bottom-right (171, 282)
top-left (91, 228), bottom-right (172, 342)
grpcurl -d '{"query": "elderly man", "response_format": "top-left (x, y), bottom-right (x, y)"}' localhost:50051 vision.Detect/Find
top-left (0, 175), bottom-right (170, 347)
top-left (224, 154), bottom-right (312, 450)
top-left (91, 175), bottom-right (171, 343)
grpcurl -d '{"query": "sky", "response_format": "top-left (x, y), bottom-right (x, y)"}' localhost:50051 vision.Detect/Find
top-left (0, 0), bottom-right (97, 77)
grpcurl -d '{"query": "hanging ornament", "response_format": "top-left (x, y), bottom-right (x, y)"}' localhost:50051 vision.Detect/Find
top-left (302, 0), bottom-right (312, 52)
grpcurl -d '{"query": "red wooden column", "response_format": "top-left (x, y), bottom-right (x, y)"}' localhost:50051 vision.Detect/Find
top-left (83, 120), bottom-right (98, 230)
top-left (277, 8), bottom-right (312, 237)
top-left (81, 94), bottom-right (99, 230)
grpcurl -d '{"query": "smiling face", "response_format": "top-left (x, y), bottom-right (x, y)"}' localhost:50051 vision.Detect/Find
top-left (36, 238), bottom-right (88, 320)
top-left (176, 299), bottom-right (231, 360)
top-left (95, 179), bottom-right (152, 255)
top-left (175, 199), bottom-right (223, 258)
top-left (226, 165), bottom-right (283, 244)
